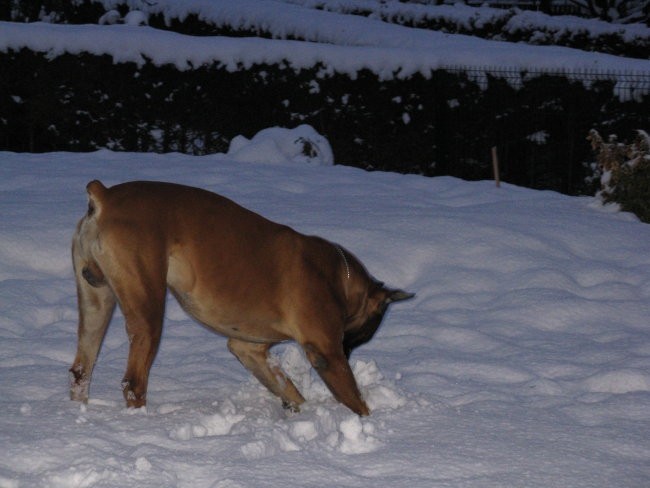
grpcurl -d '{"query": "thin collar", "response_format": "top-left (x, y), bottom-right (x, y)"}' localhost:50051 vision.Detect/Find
top-left (335, 244), bottom-right (351, 280)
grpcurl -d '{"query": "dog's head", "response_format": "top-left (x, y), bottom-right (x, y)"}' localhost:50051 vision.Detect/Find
top-left (343, 280), bottom-right (414, 358)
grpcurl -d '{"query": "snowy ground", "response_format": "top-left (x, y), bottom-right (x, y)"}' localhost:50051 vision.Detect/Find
top-left (1, 143), bottom-right (650, 487)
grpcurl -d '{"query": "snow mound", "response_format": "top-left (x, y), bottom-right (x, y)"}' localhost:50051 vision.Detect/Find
top-left (225, 125), bottom-right (334, 166)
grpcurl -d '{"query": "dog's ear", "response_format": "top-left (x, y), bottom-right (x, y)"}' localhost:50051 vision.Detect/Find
top-left (371, 280), bottom-right (415, 305)
top-left (385, 288), bottom-right (415, 304)
top-left (343, 286), bottom-right (414, 359)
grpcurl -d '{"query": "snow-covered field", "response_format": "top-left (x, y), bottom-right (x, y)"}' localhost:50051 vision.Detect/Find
top-left (1, 139), bottom-right (650, 487)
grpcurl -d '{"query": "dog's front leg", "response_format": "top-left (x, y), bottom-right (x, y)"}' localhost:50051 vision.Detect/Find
top-left (228, 338), bottom-right (306, 412)
top-left (303, 342), bottom-right (370, 417)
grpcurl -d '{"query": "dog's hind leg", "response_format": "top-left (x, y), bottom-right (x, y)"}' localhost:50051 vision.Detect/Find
top-left (70, 255), bottom-right (116, 403)
top-left (228, 338), bottom-right (305, 412)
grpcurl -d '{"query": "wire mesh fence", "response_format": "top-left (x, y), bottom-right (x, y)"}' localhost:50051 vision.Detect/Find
top-left (423, 65), bottom-right (650, 194)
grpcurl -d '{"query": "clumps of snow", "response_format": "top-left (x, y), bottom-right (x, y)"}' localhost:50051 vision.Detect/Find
top-left (225, 125), bottom-right (334, 166)
top-left (237, 408), bottom-right (383, 459)
top-left (338, 415), bottom-right (381, 454)
top-left (167, 344), bottom-right (408, 457)
top-left (98, 10), bottom-right (121, 25)
top-left (99, 9), bottom-right (148, 26)
top-left (171, 409), bottom-right (245, 440)
top-left (124, 11), bottom-right (148, 26)
top-left (289, 419), bottom-right (319, 442)
top-left (353, 359), bottom-right (408, 410)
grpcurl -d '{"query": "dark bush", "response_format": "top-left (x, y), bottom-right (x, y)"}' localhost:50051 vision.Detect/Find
top-left (1, 47), bottom-right (648, 195)
top-left (588, 129), bottom-right (650, 222)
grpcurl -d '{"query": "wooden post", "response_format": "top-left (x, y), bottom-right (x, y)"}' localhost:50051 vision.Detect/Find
top-left (491, 146), bottom-right (501, 188)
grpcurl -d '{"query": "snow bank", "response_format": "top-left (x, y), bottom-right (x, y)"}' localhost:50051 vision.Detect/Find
top-left (1, 147), bottom-right (650, 487)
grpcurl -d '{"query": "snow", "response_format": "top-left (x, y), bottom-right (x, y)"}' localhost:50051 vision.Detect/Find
top-left (282, 0), bottom-right (650, 42)
top-left (1, 7), bottom-right (649, 84)
top-left (226, 125), bottom-right (334, 166)
top-left (503, 9), bottom-right (649, 43)
top-left (1, 1), bottom-right (649, 484)
top-left (92, 0), bottom-right (650, 45)
top-left (98, 10), bottom-right (121, 26)
top-left (1, 136), bottom-right (650, 486)
top-left (123, 10), bottom-right (148, 27)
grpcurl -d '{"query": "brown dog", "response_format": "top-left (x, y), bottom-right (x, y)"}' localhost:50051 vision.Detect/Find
top-left (70, 180), bottom-right (414, 416)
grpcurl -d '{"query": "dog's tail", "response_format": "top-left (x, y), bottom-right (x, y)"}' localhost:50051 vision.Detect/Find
top-left (85, 180), bottom-right (107, 218)
top-left (78, 181), bottom-right (108, 287)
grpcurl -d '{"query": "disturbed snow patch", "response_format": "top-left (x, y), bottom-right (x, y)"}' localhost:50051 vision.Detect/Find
top-left (168, 345), bottom-right (410, 457)
top-left (239, 405), bottom-right (383, 460)
top-left (170, 409), bottom-right (245, 440)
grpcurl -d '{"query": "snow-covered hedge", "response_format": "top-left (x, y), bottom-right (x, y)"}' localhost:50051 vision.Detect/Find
top-left (226, 125), bottom-right (334, 166)
top-left (4, 0), bottom-right (649, 59)
top-left (282, 0), bottom-right (650, 58)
